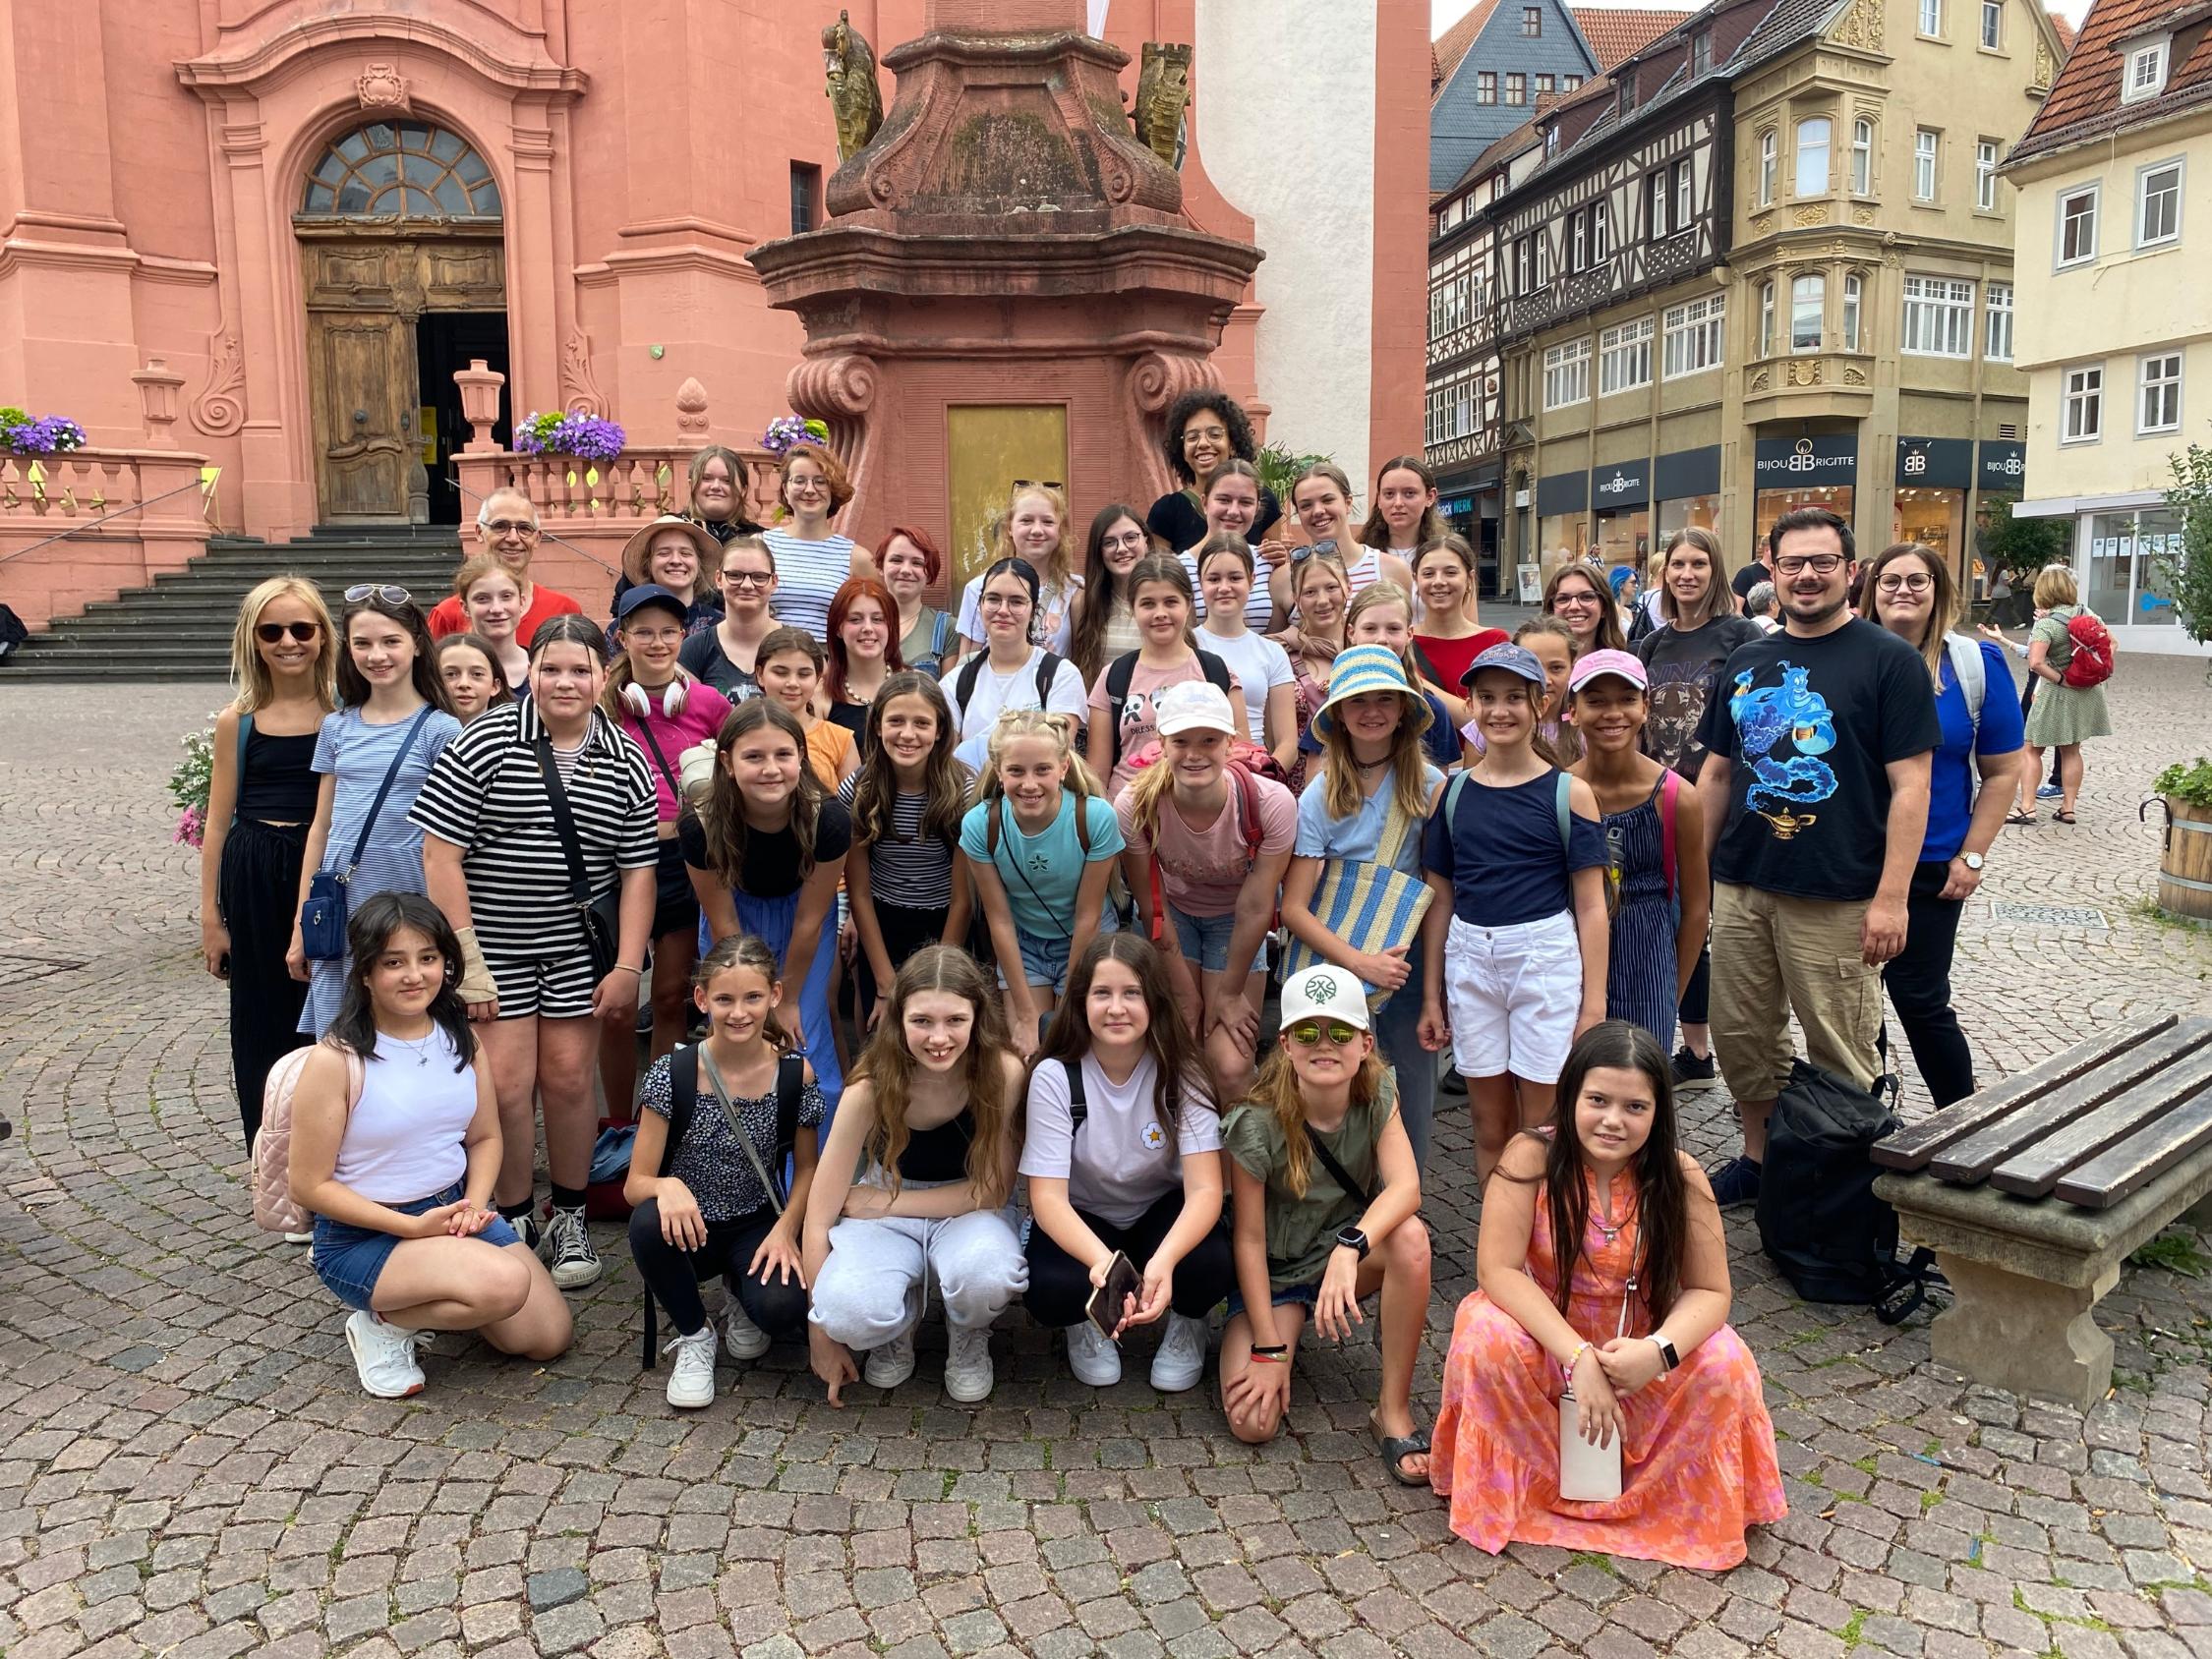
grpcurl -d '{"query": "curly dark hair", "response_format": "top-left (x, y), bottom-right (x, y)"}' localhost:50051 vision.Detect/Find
top-left (1159, 391), bottom-right (1258, 487)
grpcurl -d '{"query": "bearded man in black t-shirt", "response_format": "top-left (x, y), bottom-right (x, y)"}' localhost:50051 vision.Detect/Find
top-left (1692, 508), bottom-right (1940, 1209)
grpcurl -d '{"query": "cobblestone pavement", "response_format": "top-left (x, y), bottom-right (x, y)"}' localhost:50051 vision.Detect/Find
top-left (4, 658), bottom-right (2212, 1659)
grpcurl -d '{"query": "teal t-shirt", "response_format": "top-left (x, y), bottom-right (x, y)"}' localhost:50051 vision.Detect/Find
top-left (959, 792), bottom-right (1124, 938)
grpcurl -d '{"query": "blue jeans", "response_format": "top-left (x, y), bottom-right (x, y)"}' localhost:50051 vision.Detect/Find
top-left (1375, 934), bottom-right (1435, 1171)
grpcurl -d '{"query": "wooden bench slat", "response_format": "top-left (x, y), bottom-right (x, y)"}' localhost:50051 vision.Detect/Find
top-left (2053, 1085), bottom-right (2212, 1209)
top-left (1872, 1013), bottom-right (2183, 1172)
top-left (1925, 1021), bottom-right (2212, 1184)
top-left (1989, 1046), bottom-right (2212, 1196)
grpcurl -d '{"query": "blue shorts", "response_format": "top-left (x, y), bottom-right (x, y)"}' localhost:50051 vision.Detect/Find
top-left (1224, 1278), bottom-right (1321, 1322)
top-left (312, 1182), bottom-right (520, 1311)
top-left (1168, 906), bottom-right (1237, 974)
top-left (996, 912), bottom-right (1119, 994)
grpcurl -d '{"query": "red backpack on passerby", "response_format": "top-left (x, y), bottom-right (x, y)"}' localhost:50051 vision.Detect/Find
top-left (2060, 609), bottom-right (2115, 689)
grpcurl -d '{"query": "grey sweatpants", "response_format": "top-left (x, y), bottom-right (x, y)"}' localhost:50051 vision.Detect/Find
top-left (808, 1204), bottom-right (1027, 1347)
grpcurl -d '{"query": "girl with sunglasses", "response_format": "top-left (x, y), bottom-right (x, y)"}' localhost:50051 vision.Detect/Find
top-left (204, 576), bottom-right (338, 1152)
top-left (289, 591), bottom-right (460, 1039)
top-left (1218, 965), bottom-right (1432, 1487)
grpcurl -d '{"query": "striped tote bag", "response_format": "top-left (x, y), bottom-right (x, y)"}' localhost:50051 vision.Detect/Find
top-left (1280, 790), bottom-right (1431, 1009)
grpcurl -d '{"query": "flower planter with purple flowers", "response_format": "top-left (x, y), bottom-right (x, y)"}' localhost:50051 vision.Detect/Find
top-left (0, 408), bottom-right (87, 456)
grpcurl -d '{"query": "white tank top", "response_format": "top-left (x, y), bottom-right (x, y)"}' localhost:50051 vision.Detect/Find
top-left (1343, 547), bottom-right (1382, 596)
top-left (332, 1027), bottom-right (476, 1203)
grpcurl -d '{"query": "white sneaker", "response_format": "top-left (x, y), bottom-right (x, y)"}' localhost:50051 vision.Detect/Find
top-left (1149, 1311), bottom-right (1209, 1393)
top-left (943, 1324), bottom-right (995, 1402)
top-left (664, 1324), bottom-right (718, 1408)
top-left (540, 1208), bottom-right (602, 1289)
top-left (282, 1230), bottom-right (314, 1246)
top-left (721, 1298), bottom-right (771, 1361)
top-left (1065, 1319), bottom-right (1122, 1386)
top-left (863, 1276), bottom-right (923, 1389)
top-left (343, 1310), bottom-right (425, 1400)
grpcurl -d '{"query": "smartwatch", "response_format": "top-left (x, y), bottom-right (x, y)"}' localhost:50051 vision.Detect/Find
top-left (1650, 1334), bottom-right (1679, 1372)
top-left (1960, 851), bottom-right (1985, 872)
top-left (1335, 1226), bottom-right (1370, 1261)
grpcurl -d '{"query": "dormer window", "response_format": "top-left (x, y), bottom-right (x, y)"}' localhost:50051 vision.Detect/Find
top-left (1692, 31), bottom-right (1714, 75)
top-left (2123, 37), bottom-right (2170, 101)
top-left (1617, 78), bottom-right (1637, 117)
top-left (1544, 125), bottom-right (1559, 157)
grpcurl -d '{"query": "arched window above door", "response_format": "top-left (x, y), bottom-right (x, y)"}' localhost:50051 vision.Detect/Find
top-left (300, 122), bottom-right (500, 220)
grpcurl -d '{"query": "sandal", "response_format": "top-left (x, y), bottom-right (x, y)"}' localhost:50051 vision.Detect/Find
top-left (2054, 810), bottom-right (2076, 825)
top-left (1368, 1412), bottom-right (1432, 1487)
top-left (2005, 810), bottom-right (2037, 827)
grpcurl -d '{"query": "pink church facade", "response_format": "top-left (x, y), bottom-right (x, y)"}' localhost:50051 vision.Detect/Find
top-left (0, 1), bottom-right (1426, 625)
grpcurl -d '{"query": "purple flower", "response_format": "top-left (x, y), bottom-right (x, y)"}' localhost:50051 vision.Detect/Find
top-left (552, 415), bottom-right (625, 461)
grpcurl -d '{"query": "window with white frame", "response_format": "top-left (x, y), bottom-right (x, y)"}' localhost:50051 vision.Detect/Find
top-left (2062, 365), bottom-right (2103, 442)
top-left (2058, 183), bottom-right (2099, 264)
top-left (1901, 274), bottom-right (1974, 356)
top-left (1514, 236), bottom-right (1536, 294)
top-left (1543, 339), bottom-right (1592, 409)
top-left (1842, 273), bottom-right (1863, 351)
top-left (1852, 119), bottom-right (1874, 193)
top-left (1920, 0), bottom-right (1944, 34)
top-left (1759, 131), bottom-right (1776, 204)
top-left (1571, 214), bottom-right (1587, 272)
top-left (1984, 281), bottom-right (2013, 360)
top-left (1662, 294), bottom-right (1725, 377)
top-left (2124, 38), bottom-right (2169, 101)
top-left (1976, 140), bottom-right (1999, 209)
top-left (1507, 72), bottom-right (1527, 105)
top-left (1564, 74), bottom-right (1584, 89)
top-left (1592, 202), bottom-right (1610, 263)
top-left (1523, 5), bottom-right (1542, 33)
top-left (2139, 352), bottom-right (2183, 434)
top-left (1981, 0), bottom-right (2002, 47)
top-left (1601, 317), bottom-right (1655, 394)
top-left (1796, 118), bottom-right (1832, 195)
top-left (1538, 233), bottom-right (1553, 284)
top-left (1790, 273), bottom-right (1825, 351)
top-left (1693, 31), bottom-right (1713, 75)
top-left (1914, 129), bottom-right (1940, 200)
top-left (1675, 159), bottom-right (1692, 230)
top-left (1759, 281), bottom-right (1775, 355)
top-left (2138, 159), bottom-right (2183, 247)
top-left (1647, 172), bottom-right (1668, 239)
top-left (1538, 73), bottom-right (1555, 94)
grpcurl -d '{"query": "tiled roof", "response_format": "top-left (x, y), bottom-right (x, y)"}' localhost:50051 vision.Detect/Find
top-left (1432, 0), bottom-right (1507, 103)
top-left (2012, 0), bottom-right (2212, 161)
top-left (2049, 10), bottom-right (2079, 49)
top-left (1570, 5), bottom-right (1701, 67)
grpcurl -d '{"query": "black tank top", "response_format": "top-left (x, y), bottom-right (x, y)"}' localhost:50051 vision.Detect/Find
top-left (235, 726), bottom-right (320, 822)
top-left (897, 1108), bottom-right (975, 1183)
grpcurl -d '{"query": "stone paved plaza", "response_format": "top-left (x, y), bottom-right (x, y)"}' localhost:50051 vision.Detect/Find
top-left (4, 658), bottom-right (2212, 1659)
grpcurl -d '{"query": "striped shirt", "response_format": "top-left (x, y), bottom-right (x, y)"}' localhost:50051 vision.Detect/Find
top-left (407, 700), bottom-right (659, 958)
top-left (763, 528), bottom-right (857, 642)
top-left (1179, 545), bottom-right (1277, 632)
top-left (838, 766), bottom-right (973, 909)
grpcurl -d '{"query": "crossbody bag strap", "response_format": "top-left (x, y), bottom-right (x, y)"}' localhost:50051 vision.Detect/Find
top-left (1000, 798), bottom-right (1076, 939)
top-left (531, 733), bottom-right (596, 910)
top-left (342, 707), bottom-right (436, 880)
top-left (1302, 1122), bottom-right (1375, 1208)
top-left (632, 716), bottom-right (682, 804)
top-left (700, 1049), bottom-right (786, 1216)
top-left (1372, 785), bottom-right (1414, 873)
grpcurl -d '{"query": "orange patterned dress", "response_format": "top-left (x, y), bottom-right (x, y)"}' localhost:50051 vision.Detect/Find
top-left (1429, 1170), bottom-right (1786, 1570)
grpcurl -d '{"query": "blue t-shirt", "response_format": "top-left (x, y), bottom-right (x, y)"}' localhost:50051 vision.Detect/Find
top-left (959, 792), bottom-right (1125, 938)
top-left (1293, 763), bottom-right (1445, 874)
top-left (1422, 768), bottom-right (1607, 928)
top-left (1923, 639), bottom-right (2024, 863)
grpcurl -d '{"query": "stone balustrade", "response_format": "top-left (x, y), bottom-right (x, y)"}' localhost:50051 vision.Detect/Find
top-left (0, 448), bottom-right (213, 628)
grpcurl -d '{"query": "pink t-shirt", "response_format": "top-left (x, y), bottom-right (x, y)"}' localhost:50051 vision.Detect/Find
top-left (1087, 655), bottom-right (1243, 797)
top-left (618, 684), bottom-right (733, 822)
top-left (1116, 771), bottom-right (1295, 918)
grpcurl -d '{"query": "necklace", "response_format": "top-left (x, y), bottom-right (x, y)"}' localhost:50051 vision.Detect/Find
top-left (385, 1029), bottom-right (438, 1067)
top-left (1355, 755), bottom-right (1391, 772)
top-left (1591, 1173), bottom-right (1626, 1241)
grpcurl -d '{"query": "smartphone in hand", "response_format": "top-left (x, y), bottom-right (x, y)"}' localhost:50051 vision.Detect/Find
top-left (1084, 1251), bottom-right (1141, 1341)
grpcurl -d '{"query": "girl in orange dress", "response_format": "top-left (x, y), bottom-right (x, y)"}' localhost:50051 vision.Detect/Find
top-left (1429, 1020), bottom-right (1785, 1570)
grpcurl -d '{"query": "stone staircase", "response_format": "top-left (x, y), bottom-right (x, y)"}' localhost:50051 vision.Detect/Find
top-left (0, 527), bottom-right (468, 681)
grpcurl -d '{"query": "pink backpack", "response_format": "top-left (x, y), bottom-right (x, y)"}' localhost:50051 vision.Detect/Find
top-left (253, 1042), bottom-right (363, 1233)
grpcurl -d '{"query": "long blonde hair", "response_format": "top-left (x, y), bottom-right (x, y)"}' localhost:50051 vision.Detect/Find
top-left (1316, 676), bottom-right (1430, 823)
top-left (1242, 1042), bottom-right (1389, 1199)
top-left (230, 576), bottom-right (337, 714)
top-left (849, 945), bottom-right (1015, 1207)
top-left (993, 482), bottom-right (1076, 596)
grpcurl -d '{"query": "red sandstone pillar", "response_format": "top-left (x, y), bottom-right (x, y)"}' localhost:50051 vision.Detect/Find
top-left (921, 0), bottom-right (1082, 31)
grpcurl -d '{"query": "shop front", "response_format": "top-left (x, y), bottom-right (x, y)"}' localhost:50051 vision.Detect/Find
top-left (1753, 433), bottom-right (1858, 555)
top-left (1970, 440), bottom-right (2027, 602)
top-left (2083, 503), bottom-right (2186, 646)
top-left (1436, 460), bottom-right (1504, 596)
top-left (1892, 436), bottom-right (1974, 575)
top-left (1536, 470), bottom-right (1590, 579)
top-left (1589, 458), bottom-right (1651, 575)
top-left (1655, 446), bottom-right (1721, 547)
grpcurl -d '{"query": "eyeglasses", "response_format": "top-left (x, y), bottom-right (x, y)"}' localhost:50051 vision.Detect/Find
top-left (1774, 553), bottom-right (1846, 576)
top-left (1181, 426), bottom-right (1229, 446)
top-left (1876, 572), bottom-right (1934, 594)
top-left (1287, 1020), bottom-right (1363, 1048)
top-left (344, 584), bottom-right (412, 605)
top-left (482, 518), bottom-right (539, 536)
top-left (1551, 592), bottom-right (1601, 607)
top-left (1102, 531), bottom-right (1150, 553)
top-left (723, 569), bottom-right (774, 588)
top-left (1010, 479), bottom-right (1066, 493)
top-left (255, 620), bottom-right (320, 644)
top-left (979, 594), bottom-right (1032, 611)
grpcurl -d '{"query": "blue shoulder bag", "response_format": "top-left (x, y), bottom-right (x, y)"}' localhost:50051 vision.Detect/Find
top-left (299, 708), bottom-right (435, 961)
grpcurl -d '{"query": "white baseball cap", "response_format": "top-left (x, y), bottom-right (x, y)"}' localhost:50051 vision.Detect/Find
top-left (1277, 964), bottom-right (1371, 1033)
top-left (1154, 680), bottom-right (1240, 738)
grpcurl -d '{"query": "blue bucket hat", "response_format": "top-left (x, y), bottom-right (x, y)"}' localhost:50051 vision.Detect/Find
top-left (1311, 644), bottom-right (1433, 740)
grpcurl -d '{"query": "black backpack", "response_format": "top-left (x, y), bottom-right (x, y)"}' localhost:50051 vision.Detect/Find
top-left (1754, 1042), bottom-right (1938, 1324)
top-left (663, 1045), bottom-right (805, 1204)
top-left (954, 648), bottom-right (1069, 728)
top-left (1100, 648), bottom-right (1235, 775)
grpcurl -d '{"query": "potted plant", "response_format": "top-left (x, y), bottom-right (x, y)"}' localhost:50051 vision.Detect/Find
top-left (0, 409), bottom-right (87, 457)
top-left (2145, 757), bottom-right (2212, 927)
top-left (167, 715), bottom-right (223, 848)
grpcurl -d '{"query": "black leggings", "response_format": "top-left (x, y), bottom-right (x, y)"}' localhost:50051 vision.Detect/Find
top-left (219, 819), bottom-right (310, 1152)
top-left (857, 901), bottom-right (950, 1026)
top-left (628, 1198), bottom-right (810, 1338)
top-left (1883, 860), bottom-right (1976, 1109)
top-left (1023, 1189), bottom-right (1235, 1329)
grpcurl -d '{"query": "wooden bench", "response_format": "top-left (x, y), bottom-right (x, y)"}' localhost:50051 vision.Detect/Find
top-left (1872, 1013), bottom-right (2212, 1410)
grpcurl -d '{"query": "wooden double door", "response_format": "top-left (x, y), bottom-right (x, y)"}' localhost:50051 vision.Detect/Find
top-left (300, 230), bottom-right (505, 522)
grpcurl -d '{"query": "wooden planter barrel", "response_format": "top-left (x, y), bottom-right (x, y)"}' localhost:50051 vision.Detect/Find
top-left (2150, 795), bottom-right (2212, 925)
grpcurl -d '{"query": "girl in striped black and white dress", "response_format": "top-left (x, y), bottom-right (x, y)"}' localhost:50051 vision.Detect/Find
top-left (764, 442), bottom-right (874, 643)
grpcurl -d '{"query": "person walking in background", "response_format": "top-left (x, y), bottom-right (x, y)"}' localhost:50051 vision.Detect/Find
top-left (1694, 509), bottom-right (1938, 1209)
top-left (2013, 564), bottom-right (2112, 827)
top-left (1743, 581), bottom-right (1780, 633)
top-left (1730, 533), bottom-right (1775, 616)
top-left (1858, 543), bottom-right (2022, 1108)
top-left (289, 590), bottom-right (459, 1038)
top-left (762, 442), bottom-right (874, 643)
top-left (429, 489), bottom-right (580, 641)
top-left (203, 576), bottom-right (338, 1151)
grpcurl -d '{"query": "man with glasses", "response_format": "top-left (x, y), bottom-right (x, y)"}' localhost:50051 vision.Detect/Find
top-left (1691, 508), bottom-right (1940, 1209)
top-left (429, 488), bottom-right (583, 642)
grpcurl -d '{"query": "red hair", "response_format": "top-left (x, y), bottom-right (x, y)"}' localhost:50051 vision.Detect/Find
top-left (824, 576), bottom-right (905, 704)
top-left (880, 523), bottom-right (945, 586)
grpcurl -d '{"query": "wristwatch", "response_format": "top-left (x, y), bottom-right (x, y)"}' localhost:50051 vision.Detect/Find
top-left (1960, 852), bottom-right (1985, 872)
top-left (1335, 1226), bottom-right (1370, 1261)
top-left (1650, 1334), bottom-right (1679, 1372)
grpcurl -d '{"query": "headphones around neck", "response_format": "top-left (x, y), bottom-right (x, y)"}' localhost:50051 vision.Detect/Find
top-left (620, 673), bottom-right (690, 720)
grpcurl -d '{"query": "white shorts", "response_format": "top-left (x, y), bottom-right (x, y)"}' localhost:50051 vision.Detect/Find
top-left (1441, 910), bottom-right (1584, 1084)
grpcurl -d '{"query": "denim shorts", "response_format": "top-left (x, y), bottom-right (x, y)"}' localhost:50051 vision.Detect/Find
top-left (1224, 1277), bottom-right (1321, 1322)
top-left (996, 912), bottom-right (1118, 994)
top-left (1168, 905), bottom-right (1237, 975)
top-left (312, 1181), bottom-right (520, 1311)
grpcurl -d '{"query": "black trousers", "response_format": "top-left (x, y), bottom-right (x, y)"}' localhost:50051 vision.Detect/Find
top-left (856, 900), bottom-right (950, 1027)
top-left (219, 819), bottom-right (311, 1152)
top-left (628, 1197), bottom-right (810, 1338)
top-left (1023, 1189), bottom-right (1235, 1329)
top-left (1884, 860), bottom-right (1976, 1109)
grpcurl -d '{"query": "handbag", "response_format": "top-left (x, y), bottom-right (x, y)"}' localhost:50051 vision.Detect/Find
top-left (1558, 1218), bottom-right (1641, 1504)
top-left (1279, 787), bottom-right (1432, 1009)
top-left (299, 708), bottom-right (436, 961)
top-left (533, 733), bottom-right (621, 979)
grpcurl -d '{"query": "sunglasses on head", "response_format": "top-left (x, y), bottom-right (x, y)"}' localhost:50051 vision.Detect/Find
top-left (255, 620), bottom-right (320, 644)
top-left (344, 584), bottom-right (413, 605)
top-left (1287, 1020), bottom-right (1362, 1047)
